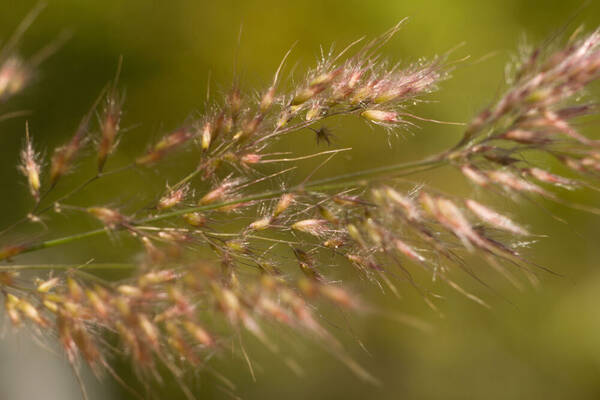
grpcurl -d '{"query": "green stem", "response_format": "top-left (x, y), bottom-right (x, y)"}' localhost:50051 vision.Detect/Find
top-left (23, 228), bottom-right (108, 254)
top-left (0, 263), bottom-right (137, 271)
top-left (9, 155), bottom-right (448, 261)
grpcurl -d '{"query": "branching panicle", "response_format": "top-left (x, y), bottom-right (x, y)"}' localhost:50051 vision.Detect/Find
top-left (1, 9), bottom-right (600, 398)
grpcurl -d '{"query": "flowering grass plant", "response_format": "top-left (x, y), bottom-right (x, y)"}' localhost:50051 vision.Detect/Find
top-left (1, 6), bottom-right (600, 399)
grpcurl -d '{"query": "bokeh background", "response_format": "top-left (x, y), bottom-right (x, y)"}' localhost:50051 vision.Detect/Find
top-left (1, 0), bottom-right (600, 399)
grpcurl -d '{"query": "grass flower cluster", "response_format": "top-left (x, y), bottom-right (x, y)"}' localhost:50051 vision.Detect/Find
top-left (1, 6), bottom-right (599, 399)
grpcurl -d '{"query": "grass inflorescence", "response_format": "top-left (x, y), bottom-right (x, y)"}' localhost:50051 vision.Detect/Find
top-left (1, 6), bottom-right (600, 399)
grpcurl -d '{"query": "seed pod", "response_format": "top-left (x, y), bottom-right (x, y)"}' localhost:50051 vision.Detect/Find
top-left (227, 87), bottom-right (242, 116)
top-left (461, 164), bottom-right (489, 187)
top-left (43, 300), bottom-right (58, 313)
top-left (293, 248), bottom-right (323, 282)
top-left (350, 84), bottom-right (373, 104)
top-left (199, 179), bottom-right (239, 205)
top-left (165, 321), bottom-right (199, 365)
top-left (37, 277), bottom-right (60, 293)
top-left (199, 188), bottom-right (222, 206)
top-left (139, 270), bottom-right (177, 287)
top-left (50, 94), bottom-right (101, 186)
top-left (348, 68), bottom-right (363, 89)
top-left (57, 314), bottom-right (77, 362)
top-left (346, 254), bottom-right (379, 273)
top-left (323, 238), bottom-right (344, 249)
top-left (114, 297), bottom-right (131, 319)
top-left (115, 320), bottom-right (142, 362)
top-left (374, 87), bottom-right (408, 104)
top-left (465, 199), bottom-right (529, 236)
top-left (273, 193), bottom-right (294, 217)
top-left (160, 229), bottom-right (189, 243)
top-left (524, 167), bottom-right (577, 189)
top-left (18, 298), bottom-right (47, 327)
top-left (260, 86), bottom-right (276, 113)
top-left (318, 205), bottom-right (339, 224)
top-left (361, 109), bottom-right (399, 124)
top-left (86, 288), bottom-right (108, 319)
top-left (240, 153), bottom-right (262, 165)
top-left (333, 195), bottom-right (366, 206)
top-left (291, 219), bottom-right (329, 237)
top-left (50, 134), bottom-right (85, 187)
top-left (249, 216), bottom-right (271, 230)
top-left (418, 192), bottom-right (437, 217)
top-left (581, 157), bottom-right (600, 172)
top-left (364, 218), bottom-right (382, 246)
top-left (98, 88), bottom-right (123, 171)
top-left (298, 277), bottom-right (317, 296)
top-left (183, 212), bottom-right (206, 227)
top-left (222, 114), bottom-right (233, 134)
top-left (305, 103), bottom-right (321, 121)
top-left (136, 129), bottom-right (192, 165)
top-left (4, 293), bottom-right (21, 326)
top-left (309, 68), bottom-right (341, 87)
top-left (384, 187), bottom-right (420, 221)
top-left (87, 207), bottom-right (128, 229)
top-left (158, 185), bottom-right (187, 210)
top-left (346, 223), bottom-right (366, 248)
top-left (19, 124), bottom-right (41, 200)
top-left (118, 285), bottom-right (143, 298)
top-left (138, 314), bottom-right (160, 350)
top-left (71, 322), bottom-right (101, 365)
top-left (183, 321), bottom-right (214, 347)
top-left (502, 129), bottom-right (550, 144)
top-left (256, 260), bottom-right (282, 276)
top-left (320, 284), bottom-right (357, 308)
top-left (258, 296), bottom-right (291, 324)
top-left (0, 57), bottom-right (30, 101)
top-left (292, 87), bottom-right (320, 106)
top-left (67, 277), bottom-right (84, 301)
top-left (435, 197), bottom-right (485, 251)
top-left (276, 109), bottom-right (292, 129)
top-left (488, 170), bottom-right (545, 194)
top-left (213, 285), bottom-right (241, 323)
top-left (394, 239), bottom-right (425, 262)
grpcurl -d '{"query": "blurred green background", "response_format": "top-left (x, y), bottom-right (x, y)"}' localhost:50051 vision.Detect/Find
top-left (1, 0), bottom-right (600, 399)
